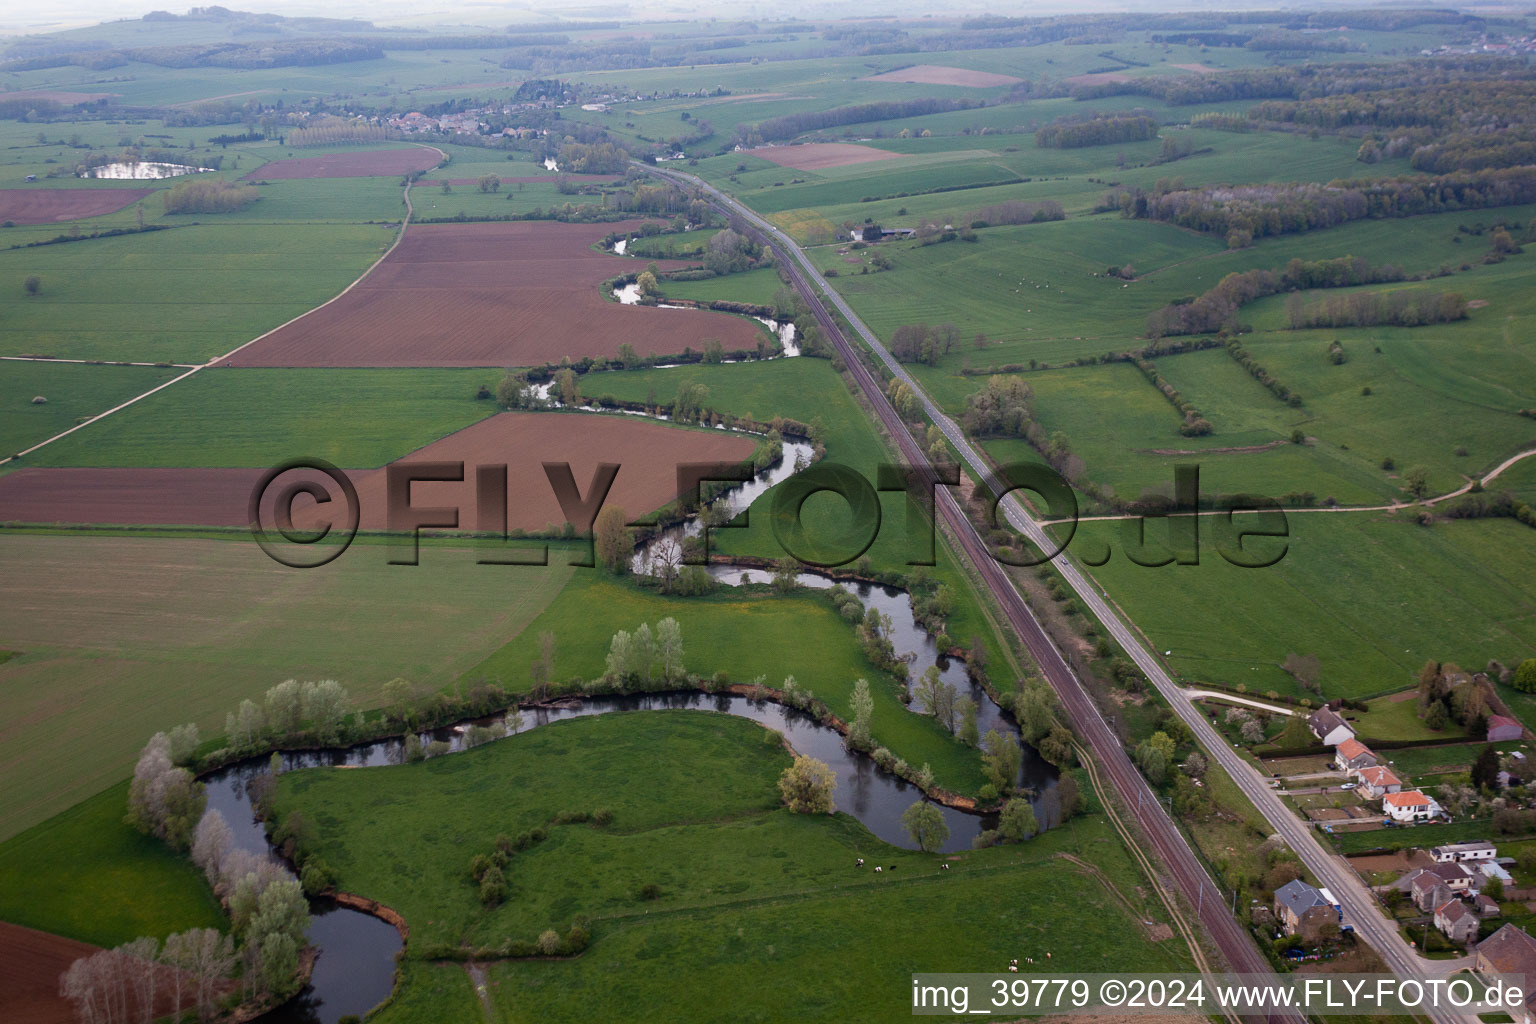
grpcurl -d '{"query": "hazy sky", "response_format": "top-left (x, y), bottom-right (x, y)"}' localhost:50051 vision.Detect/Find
top-left (0, 0), bottom-right (1293, 38)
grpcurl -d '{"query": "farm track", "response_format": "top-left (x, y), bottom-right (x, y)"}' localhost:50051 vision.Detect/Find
top-left (644, 164), bottom-right (1297, 1019)
top-left (1044, 442), bottom-right (1536, 524)
top-left (646, 162), bottom-right (1483, 1024)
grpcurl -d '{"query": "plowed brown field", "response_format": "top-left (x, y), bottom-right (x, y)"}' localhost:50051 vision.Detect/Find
top-left (748, 143), bottom-right (904, 170)
top-left (0, 189), bottom-right (153, 225)
top-left (865, 64), bottom-right (1022, 87)
top-left (420, 175), bottom-right (621, 186)
top-left (219, 220), bottom-right (766, 367)
top-left (245, 147), bottom-right (444, 180)
top-left (0, 922), bottom-right (97, 1024)
top-left (0, 414), bottom-right (755, 531)
top-left (0, 922), bottom-right (223, 1024)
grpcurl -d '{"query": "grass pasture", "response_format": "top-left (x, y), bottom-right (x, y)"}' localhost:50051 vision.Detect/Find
top-left (276, 711), bottom-right (1183, 1024)
top-left (0, 781), bottom-right (224, 947)
top-left (466, 574), bottom-right (988, 794)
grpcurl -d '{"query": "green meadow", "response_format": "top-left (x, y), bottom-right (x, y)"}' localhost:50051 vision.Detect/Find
top-left (0, 222), bottom-right (396, 363)
top-left (1066, 512), bottom-right (1536, 701)
top-left (28, 366), bottom-right (497, 468)
top-left (0, 359), bottom-right (181, 458)
top-left (0, 781), bottom-right (225, 946)
top-left (465, 575), bottom-right (989, 794)
top-left (571, 356), bottom-right (1016, 672)
top-left (276, 711), bottom-right (1183, 1024)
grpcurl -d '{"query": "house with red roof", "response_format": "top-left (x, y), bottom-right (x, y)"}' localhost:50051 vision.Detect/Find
top-left (1384, 790), bottom-right (1434, 823)
top-left (1334, 737), bottom-right (1378, 772)
top-left (1354, 765), bottom-right (1402, 799)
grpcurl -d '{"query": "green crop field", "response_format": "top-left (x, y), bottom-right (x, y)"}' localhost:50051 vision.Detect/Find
top-left (28, 366), bottom-right (498, 468)
top-left (1066, 513), bottom-right (1536, 701)
top-left (658, 266), bottom-right (785, 306)
top-left (0, 534), bottom-right (573, 838)
top-left (0, 222), bottom-right (396, 363)
top-left (0, 780), bottom-right (225, 947)
top-left (277, 711), bottom-right (1183, 1024)
top-left (466, 574), bottom-right (989, 793)
top-left (0, 360), bottom-right (182, 458)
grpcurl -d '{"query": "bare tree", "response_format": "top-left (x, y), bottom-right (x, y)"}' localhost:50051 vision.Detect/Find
top-left (117, 938), bottom-right (158, 1024)
top-left (60, 954), bottom-right (105, 1024)
top-left (159, 933), bottom-right (187, 1023)
top-left (191, 809), bottom-right (233, 887)
top-left (181, 928), bottom-right (235, 1022)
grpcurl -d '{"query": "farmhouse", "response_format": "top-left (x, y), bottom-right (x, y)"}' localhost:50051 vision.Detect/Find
top-left (1488, 715), bottom-right (1524, 742)
top-left (1435, 898), bottom-right (1480, 944)
top-left (1355, 765), bottom-right (1402, 799)
top-left (1334, 738), bottom-right (1378, 772)
top-left (1428, 862), bottom-right (1475, 892)
top-left (1308, 707), bottom-right (1354, 746)
top-left (1384, 790), bottom-right (1434, 823)
top-left (1411, 873), bottom-right (1454, 913)
top-left (1433, 841), bottom-right (1497, 863)
top-left (1274, 879), bottom-right (1339, 937)
top-left (1476, 924), bottom-right (1536, 1024)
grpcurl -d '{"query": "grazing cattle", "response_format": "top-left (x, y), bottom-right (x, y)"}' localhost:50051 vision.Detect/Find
top-left (940, 863), bottom-right (950, 871)
top-left (856, 858), bottom-right (864, 867)
top-left (874, 866), bottom-right (882, 873)
top-left (1008, 965), bottom-right (1018, 973)
top-left (1010, 960), bottom-right (1018, 966)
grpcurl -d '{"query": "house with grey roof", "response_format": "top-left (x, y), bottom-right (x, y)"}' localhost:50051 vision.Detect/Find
top-left (1274, 878), bottom-right (1338, 937)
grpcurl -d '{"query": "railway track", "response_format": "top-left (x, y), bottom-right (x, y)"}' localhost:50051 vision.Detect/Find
top-left (642, 164), bottom-right (1303, 1019)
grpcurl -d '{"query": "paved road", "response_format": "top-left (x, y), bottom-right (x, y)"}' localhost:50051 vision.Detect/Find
top-left (643, 164), bottom-right (1480, 1024)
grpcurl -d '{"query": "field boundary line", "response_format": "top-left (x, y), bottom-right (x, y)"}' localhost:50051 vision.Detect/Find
top-left (2, 356), bottom-right (200, 368)
top-left (0, 172), bottom-right (424, 468)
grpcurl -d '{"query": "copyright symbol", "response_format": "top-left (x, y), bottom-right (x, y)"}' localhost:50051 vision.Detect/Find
top-left (248, 458), bottom-right (359, 568)
top-left (1100, 980), bottom-right (1126, 1007)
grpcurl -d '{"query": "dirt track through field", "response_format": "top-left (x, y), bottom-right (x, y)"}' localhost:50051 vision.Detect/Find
top-left (0, 189), bottom-right (152, 224)
top-left (0, 413), bottom-right (755, 531)
top-left (217, 220), bottom-right (766, 367)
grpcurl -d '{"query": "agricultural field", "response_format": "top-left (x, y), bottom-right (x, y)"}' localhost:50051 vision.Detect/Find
top-left (1065, 512), bottom-right (1536, 701)
top-left (0, 360), bottom-right (182, 458)
top-left (20, 367), bottom-right (497, 469)
top-left (1, 411), bottom-right (757, 530)
top-left (224, 220), bottom-right (769, 367)
top-left (0, 533), bottom-right (574, 837)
